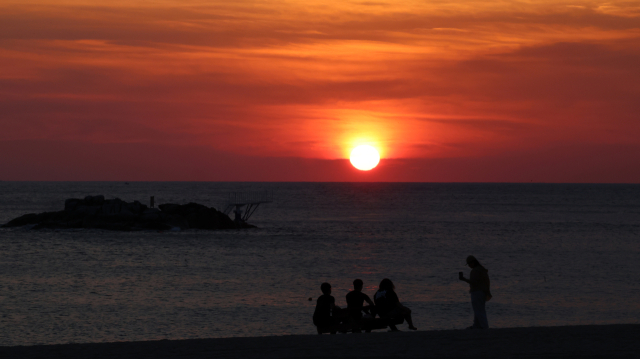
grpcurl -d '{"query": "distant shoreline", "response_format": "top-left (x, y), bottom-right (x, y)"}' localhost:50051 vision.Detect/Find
top-left (2, 324), bottom-right (639, 358)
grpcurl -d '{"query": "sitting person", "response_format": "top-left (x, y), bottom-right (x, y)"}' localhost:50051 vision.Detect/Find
top-left (373, 278), bottom-right (417, 331)
top-left (346, 279), bottom-right (375, 333)
top-left (313, 282), bottom-right (339, 334)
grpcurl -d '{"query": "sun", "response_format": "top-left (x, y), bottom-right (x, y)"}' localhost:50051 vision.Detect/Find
top-left (350, 145), bottom-right (380, 171)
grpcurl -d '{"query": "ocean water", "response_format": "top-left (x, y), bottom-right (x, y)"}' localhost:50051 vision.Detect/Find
top-left (0, 182), bottom-right (639, 346)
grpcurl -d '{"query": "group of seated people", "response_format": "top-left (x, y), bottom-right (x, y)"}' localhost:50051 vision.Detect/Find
top-left (312, 278), bottom-right (418, 334)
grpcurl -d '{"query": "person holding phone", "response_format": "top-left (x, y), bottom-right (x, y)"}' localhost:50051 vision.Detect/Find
top-left (459, 255), bottom-right (491, 329)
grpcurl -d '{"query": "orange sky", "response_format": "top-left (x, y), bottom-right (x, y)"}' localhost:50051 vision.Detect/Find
top-left (1, 0), bottom-right (639, 181)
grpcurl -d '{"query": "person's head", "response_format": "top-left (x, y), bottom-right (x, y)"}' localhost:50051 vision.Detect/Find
top-left (320, 282), bottom-right (331, 295)
top-left (353, 279), bottom-right (363, 291)
top-left (379, 278), bottom-right (395, 291)
top-left (466, 255), bottom-right (480, 268)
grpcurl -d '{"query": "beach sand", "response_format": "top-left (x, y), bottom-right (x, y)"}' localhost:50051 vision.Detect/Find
top-left (2, 324), bottom-right (638, 358)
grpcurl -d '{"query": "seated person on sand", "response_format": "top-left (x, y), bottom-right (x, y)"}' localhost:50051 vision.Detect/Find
top-left (373, 278), bottom-right (417, 331)
top-left (313, 282), bottom-right (344, 334)
top-left (346, 279), bottom-right (375, 333)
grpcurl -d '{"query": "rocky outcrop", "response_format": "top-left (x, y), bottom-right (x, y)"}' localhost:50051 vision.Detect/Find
top-left (1, 195), bottom-right (253, 231)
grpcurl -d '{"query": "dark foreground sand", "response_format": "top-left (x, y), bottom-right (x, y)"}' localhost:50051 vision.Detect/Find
top-left (2, 324), bottom-right (639, 359)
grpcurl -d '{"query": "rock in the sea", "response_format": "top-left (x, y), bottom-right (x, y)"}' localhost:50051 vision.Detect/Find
top-left (2, 196), bottom-right (253, 231)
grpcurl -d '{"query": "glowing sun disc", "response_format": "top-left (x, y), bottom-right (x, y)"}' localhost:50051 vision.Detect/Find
top-left (350, 145), bottom-right (380, 171)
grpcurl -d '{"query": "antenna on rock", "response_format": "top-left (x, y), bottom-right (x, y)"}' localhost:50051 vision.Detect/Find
top-left (223, 191), bottom-right (273, 223)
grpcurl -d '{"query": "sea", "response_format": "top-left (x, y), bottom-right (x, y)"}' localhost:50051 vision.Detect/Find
top-left (0, 182), bottom-right (639, 346)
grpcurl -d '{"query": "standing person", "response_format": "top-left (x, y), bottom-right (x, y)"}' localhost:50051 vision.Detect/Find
top-left (373, 278), bottom-right (418, 331)
top-left (459, 255), bottom-right (491, 329)
top-left (346, 279), bottom-right (375, 333)
top-left (313, 282), bottom-right (337, 334)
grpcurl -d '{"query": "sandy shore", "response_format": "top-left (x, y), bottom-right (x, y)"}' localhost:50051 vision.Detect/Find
top-left (2, 324), bottom-right (639, 358)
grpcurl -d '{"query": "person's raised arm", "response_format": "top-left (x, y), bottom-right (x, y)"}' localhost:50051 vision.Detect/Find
top-left (460, 270), bottom-right (478, 285)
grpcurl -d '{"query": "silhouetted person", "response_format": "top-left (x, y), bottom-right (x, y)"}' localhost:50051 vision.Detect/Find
top-left (313, 282), bottom-right (337, 334)
top-left (373, 278), bottom-right (417, 331)
top-left (346, 279), bottom-right (374, 333)
top-left (234, 207), bottom-right (243, 223)
top-left (459, 255), bottom-right (491, 329)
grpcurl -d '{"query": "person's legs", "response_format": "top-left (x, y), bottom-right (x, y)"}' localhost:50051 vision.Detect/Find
top-left (470, 291), bottom-right (489, 329)
top-left (315, 318), bottom-right (335, 335)
top-left (398, 304), bottom-right (417, 330)
top-left (349, 313), bottom-right (362, 333)
top-left (382, 311), bottom-right (400, 331)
